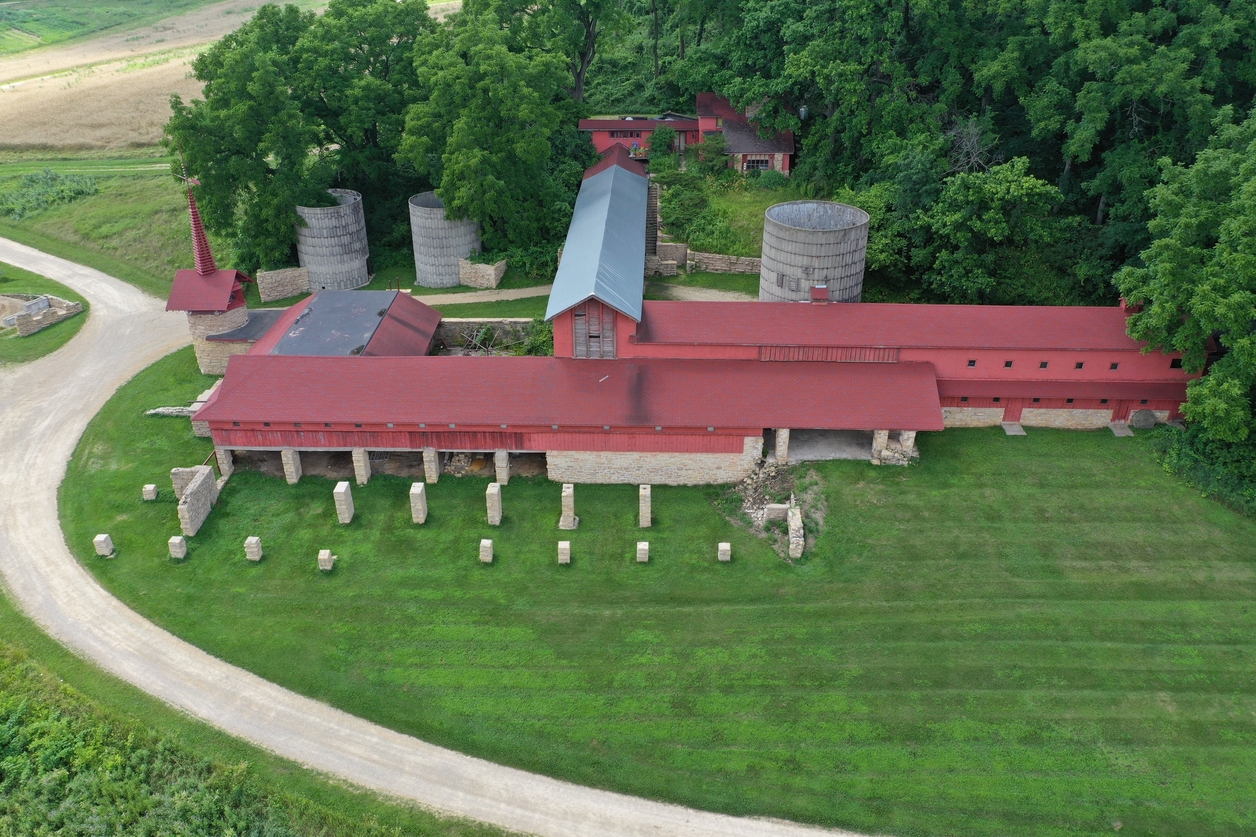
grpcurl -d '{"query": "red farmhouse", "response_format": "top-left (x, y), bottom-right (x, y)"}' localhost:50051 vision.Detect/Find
top-left (190, 148), bottom-right (1194, 485)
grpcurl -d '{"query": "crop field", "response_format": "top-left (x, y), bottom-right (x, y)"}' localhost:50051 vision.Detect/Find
top-left (59, 346), bottom-right (1256, 837)
top-left (0, 0), bottom-right (227, 57)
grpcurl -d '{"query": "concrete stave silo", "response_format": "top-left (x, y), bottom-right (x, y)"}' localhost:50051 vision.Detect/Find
top-left (295, 189), bottom-right (370, 291)
top-left (759, 201), bottom-right (869, 303)
top-left (408, 191), bottom-right (481, 288)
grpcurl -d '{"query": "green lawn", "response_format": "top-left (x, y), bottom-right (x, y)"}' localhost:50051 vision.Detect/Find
top-left (647, 270), bottom-right (759, 297)
top-left (59, 347), bottom-right (1256, 837)
top-left (708, 183), bottom-right (802, 257)
top-left (0, 259), bottom-right (88, 364)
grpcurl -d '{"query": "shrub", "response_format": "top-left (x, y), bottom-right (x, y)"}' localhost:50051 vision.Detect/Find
top-left (659, 181), bottom-right (709, 238)
top-left (0, 169), bottom-right (98, 220)
top-left (515, 316), bottom-right (554, 356)
top-left (686, 207), bottom-right (740, 254)
top-left (1151, 424), bottom-right (1256, 516)
top-left (755, 170), bottom-right (789, 190)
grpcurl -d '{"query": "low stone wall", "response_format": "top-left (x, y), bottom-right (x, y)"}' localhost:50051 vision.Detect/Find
top-left (942, 407), bottom-right (1005, 427)
top-left (10, 296), bottom-right (83, 337)
top-left (434, 318), bottom-right (533, 351)
top-left (256, 267), bottom-right (310, 302)
top-left (687, 251), bottom-right (762, 274)
top-left (645, 256), bottom-right (678, 277)
top-left (176, 465), bottom-right (220, 537)
top-left (1021, 408), bottom-right (1113, 429)
top-left (657, 242), bottom-right (688, 264)
top-left (546, 437), bottom-right (763, 485)
top-left (458, 259), bottom-right (507, 289)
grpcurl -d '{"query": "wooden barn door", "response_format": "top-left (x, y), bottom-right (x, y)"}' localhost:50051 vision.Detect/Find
top-left (572, 301), bottom-right (616, 359)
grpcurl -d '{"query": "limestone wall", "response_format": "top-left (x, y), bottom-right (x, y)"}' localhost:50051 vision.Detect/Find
top-left (1021, 408), bottom-right (1113, 429)
top-left (645, 256), bottom-right (678, 276)
top-left (942, 407), bottom-right (1005, 427)
top-left (176, 465), bottom-right (219, 537)
top-left (458, 259), bottom-right (507, 289)
top-left (188, 308), bottom-right (250, 375)
top-left (656, 242), bottom-right (688, 264)
top-left (687, 251), bottom-right (762, 274)
top-left (256, 267), bottom-right (310, 302)
top-left (546, 437), bottom-right (763, 485)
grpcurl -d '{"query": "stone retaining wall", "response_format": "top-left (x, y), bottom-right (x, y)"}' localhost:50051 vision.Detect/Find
top-left (256, 267), bottom-right (310, 302)
top-left (458, 259), bottom-right (507, 289)
top-left (546, 437), bottom-right (763, 485)
top-left (176, 465), bottom-right (219, 537)
top-left (645, 256), bottom-right (678, 276)
top-left (1021, 408), bottom-right (1113, 429)
top-left (188, 308), bottom-right (250, 375)
top-left (687, 251), bottom-right (762, 274)
top-left (657, 242), bottom-right (688, 264)
top-left (942, 407), bottom-right (1006, 427)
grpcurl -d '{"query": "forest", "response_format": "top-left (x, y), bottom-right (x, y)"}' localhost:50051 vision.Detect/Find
top-left (165, 0), bottom-right (1255, 509)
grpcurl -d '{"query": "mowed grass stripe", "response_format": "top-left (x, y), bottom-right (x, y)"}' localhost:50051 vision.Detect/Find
top-left (60, 348), bottom-right (1256, 836)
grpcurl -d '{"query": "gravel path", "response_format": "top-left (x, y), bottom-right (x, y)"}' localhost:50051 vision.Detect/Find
top-left (415, 283), bottom-right (553, 306)
top-left (0, 236), bottom-right (863, 837)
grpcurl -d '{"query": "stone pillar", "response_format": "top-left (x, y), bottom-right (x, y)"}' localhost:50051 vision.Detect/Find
top-left (559, 483), bottom-right (578, 529)
top-left (787, 508), bottom-right (804, 559)
top-left (479, 539), bottom-right (493, 563)
top-left (281, 448), bottom-right (302, 485)
top-left (775, 429), bottom-right (791, 463)
top-left (718, 542), bottom-right (731, 562)
top-left (558, 541), bottom-right (571, 565)
top-left (636, 541), bottom-right (650, 563)
top-left (870, 430), bottom-right (890, 464)
top-left (352, 448), bottom-right (370, 486)
top-left (639, 485), bottom-right (652, 528)
top-left (318, 549), bottom-right (336, 571)
top-left (216, 447), bottom-right (234, 478)
top-left (333, 481), bottom-right (354, 524)
top-left (494, 450), bottom-right (510, 485)
top-left (244, 536), bottom-right (263, 562)
top-left (93, 534), bottom-right (114, 557)
top-left (486, 482), bottom-right (502, 525)
top-left (410, 482), bottom-right (428, 524)
top-left (142, 484), bottom-right (158, 501)
top-left (423, 447), bottom-right (440, 484)
top-left (169, 536), bottom-right (187, 560)
top-left (899, 430), bottom-right (917, 454)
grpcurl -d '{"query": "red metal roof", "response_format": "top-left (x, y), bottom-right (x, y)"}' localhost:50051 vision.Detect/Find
top-left (166, 268), bottom-right (248, 313)
top-left (583, 144), bottom-right (648, 181)
top-left (363, 293), bottom-right (441, 356)
top-left (197, 355), bottom-right (944, 431)
top-left (579, 118), bottom-right (699, 131)
top-left (696, 92), bottom-right (740, 119)
top-left (636, 301), bottom-right (1153, 352)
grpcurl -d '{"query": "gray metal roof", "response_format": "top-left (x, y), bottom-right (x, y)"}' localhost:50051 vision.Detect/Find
top-left (545, 163), bottom-right (648, 322)
top-left (271, 290), bottom-right (397, 356)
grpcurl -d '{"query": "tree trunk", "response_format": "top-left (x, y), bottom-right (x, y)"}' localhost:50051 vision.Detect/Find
top-left (1095, 194), bottom-right (1106, 225)
top-left (678, 28), bottom-right (685, 60)
top-left (570, 18), bottom-right (598, 103)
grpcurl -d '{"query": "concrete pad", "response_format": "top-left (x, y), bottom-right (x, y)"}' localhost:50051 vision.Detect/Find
top-left (783, 429), bottom-right (874, 462)
top-left (1109, 422), bottom-right (1135, 437)
top-left (1001, 422), bottom-right (1027, 436)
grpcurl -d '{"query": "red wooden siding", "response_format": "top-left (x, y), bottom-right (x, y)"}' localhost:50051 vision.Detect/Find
top-left (760, 345), bottom-right (899, 362)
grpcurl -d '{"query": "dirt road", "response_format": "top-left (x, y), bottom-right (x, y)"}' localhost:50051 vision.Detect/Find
top-left (0, 238), bottom-right (860, 837)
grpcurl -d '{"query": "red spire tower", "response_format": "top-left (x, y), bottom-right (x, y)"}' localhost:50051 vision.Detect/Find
top-left (180, 159), bottom-right (217, 276)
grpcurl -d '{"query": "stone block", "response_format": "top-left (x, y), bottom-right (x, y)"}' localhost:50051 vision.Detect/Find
top-left (142, 484), bottom-right (158, 501)
top-left (244, 536), bottom-right (263, 562)
top-left (775, 428), bottom-right (791, 463)
top-left (718, 542), bottom-right (731, 562)
top-left (170, 467), bottom-right (199, 500)
top-left (93, 534), bottom-right (114, 557)
top-left (423, 447), bottom-right (440, 484)
top-left (787, 508), bottom-right (804, 559)
top-left (559, 483), bottom-right (578, 529)
top-left (410, 482), bottom-right (428, 524)
top-left (636, 541), bottom-right (649, 563)
top-left (281, 448), bottom-right (302, 484)
top-left (764, 503), bottom-right (790, 521)
top-left (334, 481), bottom-right (354, 524)
top-left (256, 267), bottom-right (310, 302)
top-left (558, 541), bottom-right (571, 565)
top-left (352, 448), bottom-right (370, 486)
top-left (458, 258), bottom-right (507, 289)
top-left (486, 482), bottom-right (502, 526)
top-left (479, 538), bottom-right (493, 563)
top-left (215, 448), bottom-right (234, 478)
top-left (318, 549), bottom-right (336, 571)
top-left (638, 484), bottom-right (651, 528)
top-left (177, 466), bottom-right (219, 537)
top-left (169, 536), bottom-right (187, 559)
top-left (494, 449), bottom-right (510, 485)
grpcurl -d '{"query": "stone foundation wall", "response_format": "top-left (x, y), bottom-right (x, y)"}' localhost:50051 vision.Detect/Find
top-left (189, 309), bottom-right (250, 375)
top-left (942, 407), bottom-right (1005, 427)
top-left (546, 437), bottom-right (763, 485)
top-left (458, 259), bottom-right (507, 289)
top-left (687, 251), bottom-right (762, 274)
top-left (657, 242), bottom-right (688, 264)
top-left (256, 267), bottom-right (310, 302)
top-left (645, 256), bottom-right (678, 276)
top-left (176, 465), bottom-right (219, 537)
top-left (1021, 408), bottom-right (1113, 429)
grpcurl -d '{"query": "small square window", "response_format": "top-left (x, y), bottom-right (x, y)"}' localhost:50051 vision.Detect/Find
top-left (419, 423), bottom-right (426, 428)
top-left (1110, 362), bottom-right (1119, 370)
top-left (1100, 399), bottom-right (1108, 404)
top-left (263, 422), bottom-right (271, 427)
top-left (603, 425), bottom-right (610, 430)
top-left (967, 359), bottom-right (976, 367)
top-left (500, 424), bottom-right (508, 429)
top-left (386, 422), bottom-right (394, 428)
top-left (552, 424), bottom-right (559, 430)
top-left (1004, 360), bottom-right (1013, 368)
top-left (707, 426), bottom-right (715, 432)
top-left (993, 397), bottom-right (1001, 403)
top-left (355, 423), bottom-right (362, 428)
top-left (324, 423), bottom-right (331, 428)
top-left (1066, 398), bottom-right (1074, 404)
top-left (1032, 398), bottom-right (1040, 403)
top-left (1140, 400), bottom-right (1148, 405)
top-left (959, 397), bottom-right (969, 403)
top-left (1170, 358), bottom-right (1183, 369)
top-left (1075, 362), bottom-right (1084, 370)
top-left (232, 421), bottom-right (240, 427)
top-left (294, 422), bottom-right (301, 428)
top-left (655, 425), bottom-right (663, 430)
top-left (448, 423), bottom-right (456, 429)
top-left (1039, 361), bottom-right (1048, 369)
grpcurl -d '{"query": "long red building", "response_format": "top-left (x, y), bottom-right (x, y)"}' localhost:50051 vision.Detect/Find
top-left (190, 148), bottom-right (1194, 485)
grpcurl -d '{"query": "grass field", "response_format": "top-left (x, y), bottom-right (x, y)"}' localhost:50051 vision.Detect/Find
top-left (0, 259), bottom-right (88, 364)
top-left (59, 346), bottom-right (1256, 837)
top-left (0, 0), bottom-right (225, 56)
top-left (648, 270), bottom-right (758, 297)
top-left (708, 183), bottom-right (802, 257)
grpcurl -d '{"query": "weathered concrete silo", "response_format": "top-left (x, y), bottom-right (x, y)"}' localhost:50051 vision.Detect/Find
top-left (759, 201), bottom-right (870, 303)
top-left (295, 189), bottom-right (370, 291)
top-left (409, 191), bottom-right (481, 288)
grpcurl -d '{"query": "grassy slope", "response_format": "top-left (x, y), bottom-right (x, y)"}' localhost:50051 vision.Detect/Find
top-left (0, 259), bottom-right (88, 364)
top-left (60, 347), bottom-right (1256, 837)
top-left (707, 183), bottom-right (802, 257)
